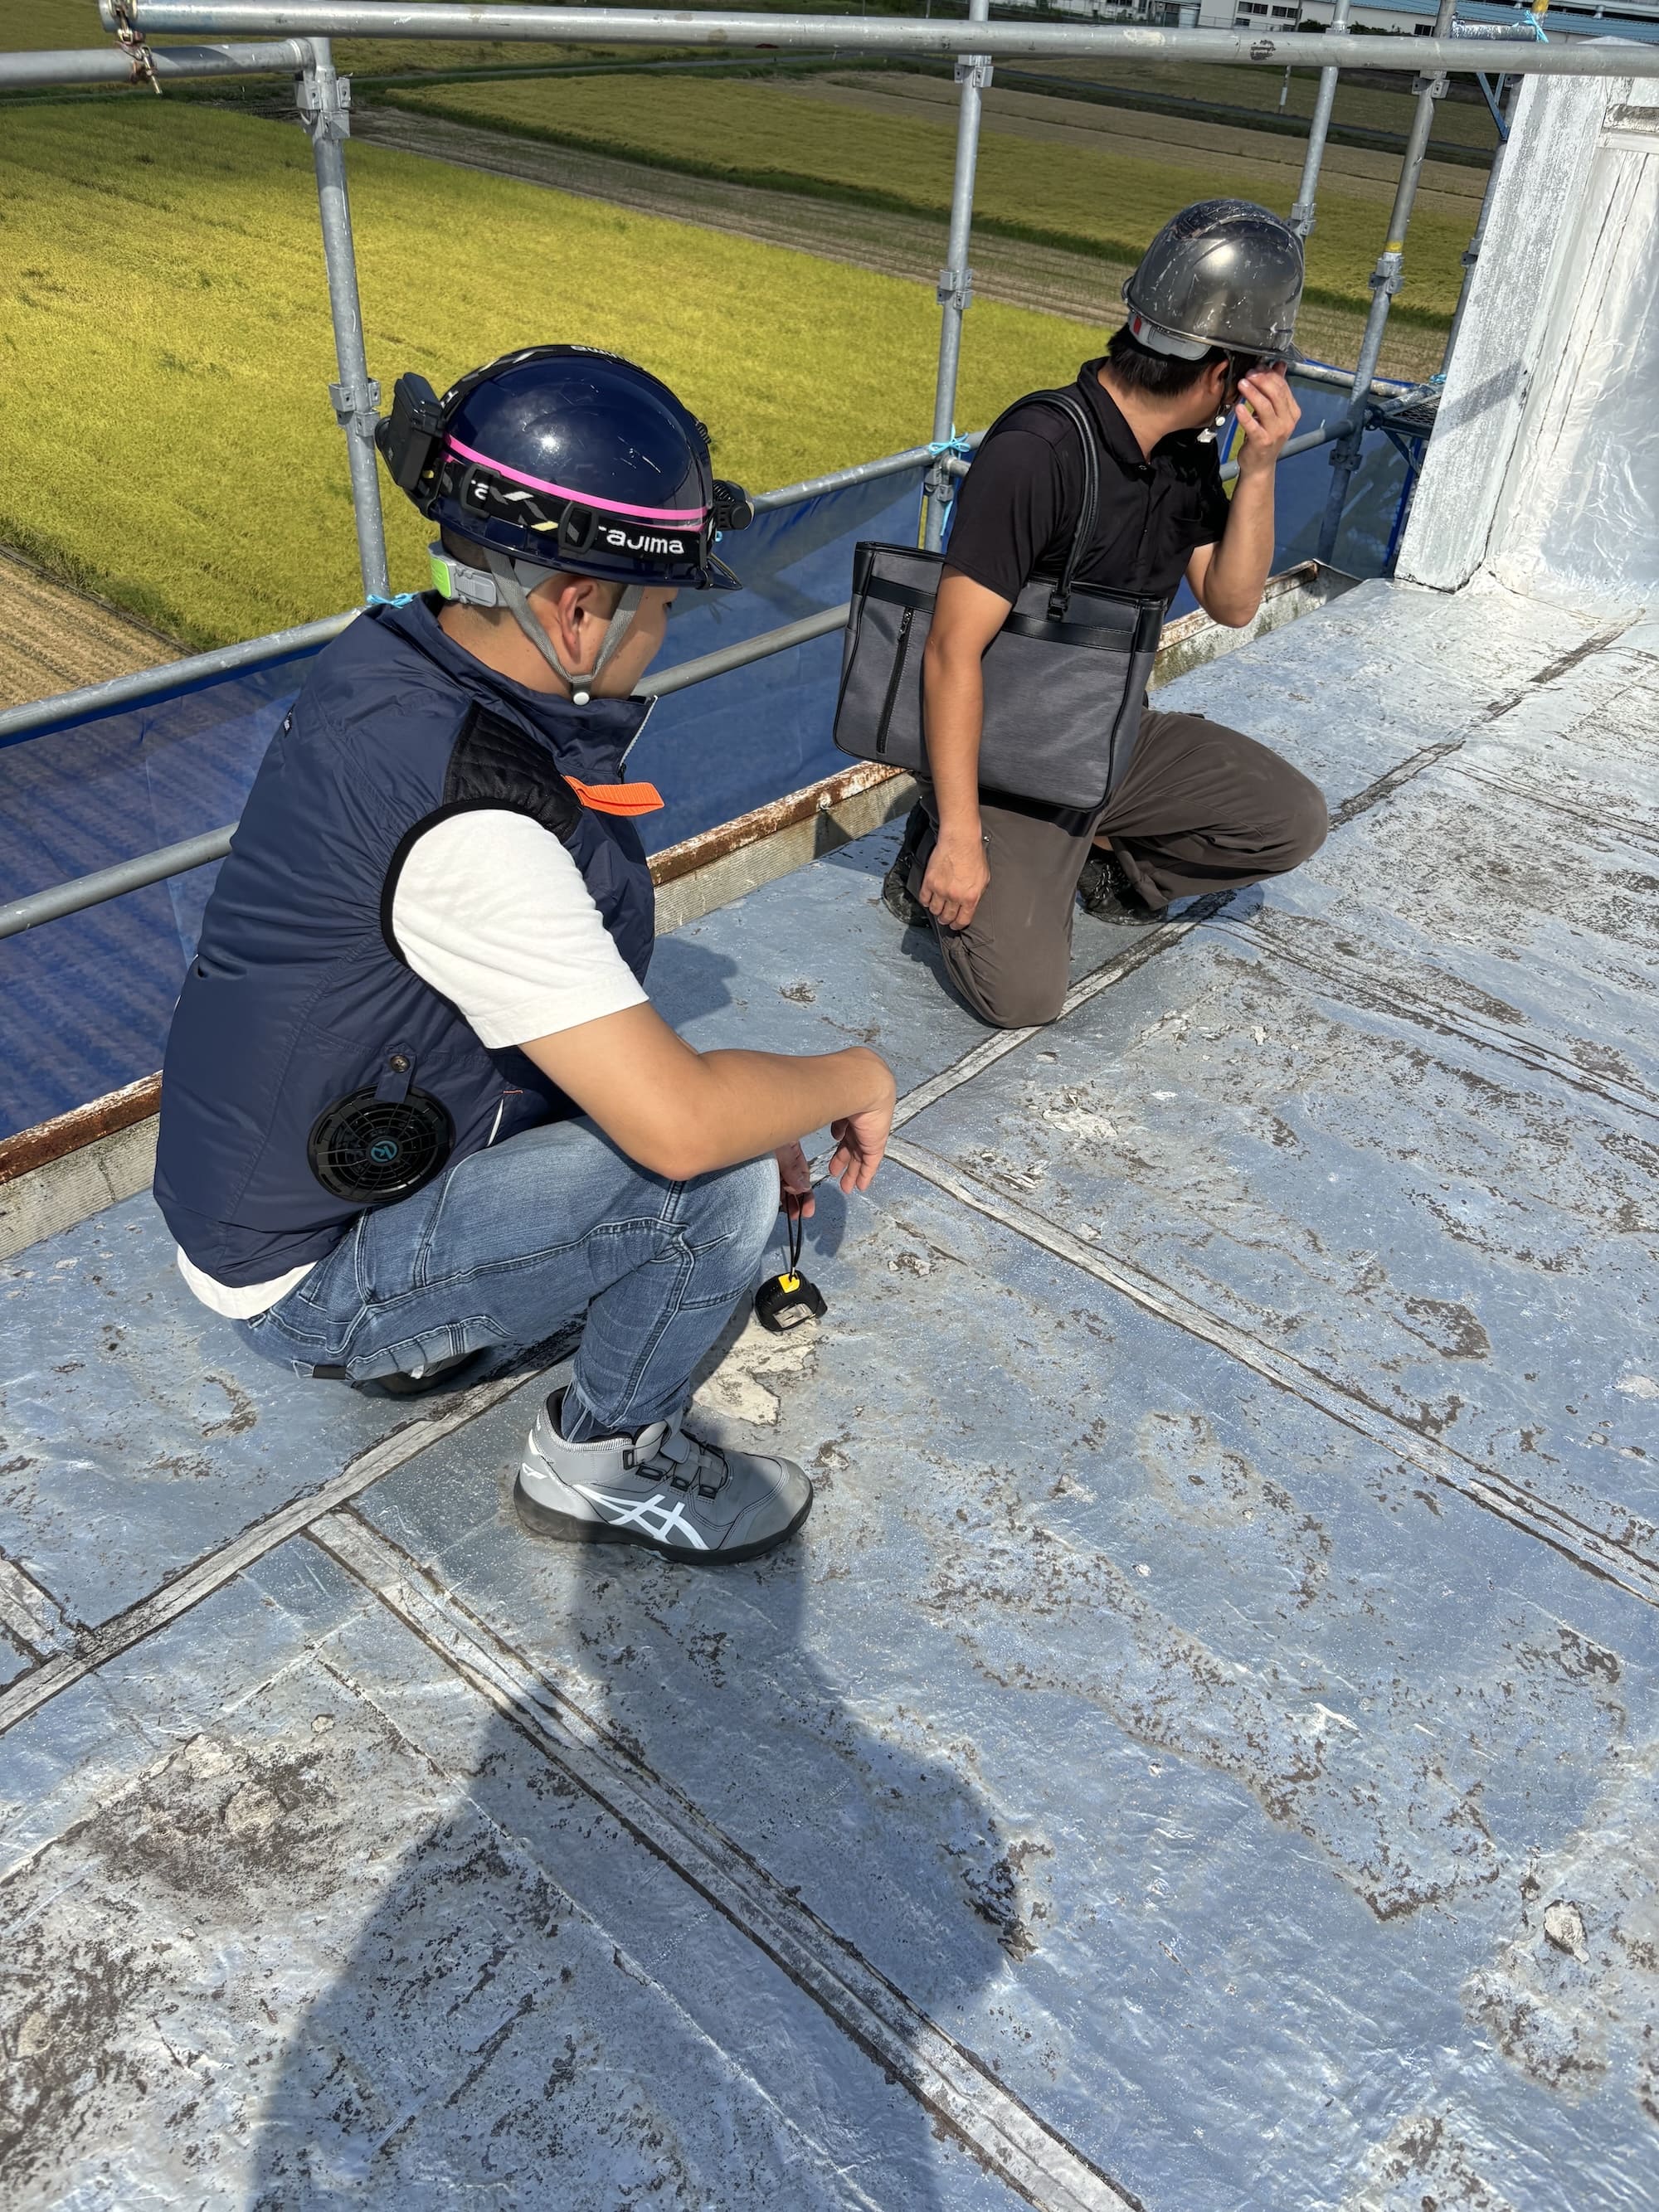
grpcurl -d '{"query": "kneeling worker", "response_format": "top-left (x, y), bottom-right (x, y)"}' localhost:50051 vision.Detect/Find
top-left (888, 199), bottom-right (1330, 1027)
top-left (155, 347), bottom-right (895, 1564)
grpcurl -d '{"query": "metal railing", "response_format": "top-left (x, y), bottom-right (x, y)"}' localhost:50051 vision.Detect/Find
top-left (0, 3), bottom-right (1613, 941)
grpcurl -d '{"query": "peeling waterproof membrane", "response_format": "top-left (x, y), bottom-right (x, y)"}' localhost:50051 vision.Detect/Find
top-left (2, 575), bottom-right (1657, 2210)
top-left (0, 408), bottom-right (1400, 1139)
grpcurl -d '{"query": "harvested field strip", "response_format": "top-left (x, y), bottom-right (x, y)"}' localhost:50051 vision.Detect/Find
top-left (0, 102), bottom-right (1106, 648)
top-left (395, 74), bottom-right (1472, 325)
top-left (0, 551), bottom-right (173, 710)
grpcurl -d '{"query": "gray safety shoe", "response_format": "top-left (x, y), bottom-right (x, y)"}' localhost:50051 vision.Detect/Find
top-left (1077, 848), bottom-right (1169, 926)
top-left (515, 1388), bottom-right (814, 1564)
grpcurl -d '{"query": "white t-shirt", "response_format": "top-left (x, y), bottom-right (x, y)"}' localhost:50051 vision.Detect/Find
top-left (177, 809), bottom-right (648, 1319)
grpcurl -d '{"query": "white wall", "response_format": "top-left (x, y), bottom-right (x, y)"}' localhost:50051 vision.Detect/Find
top-left (1397, 73), bottom-right (1659, 613)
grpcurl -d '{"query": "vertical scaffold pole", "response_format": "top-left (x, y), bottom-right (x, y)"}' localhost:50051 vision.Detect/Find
top-left (1316, 0), bottom-right (1454, 563)
top-left (922, 0), bottom-right (992, 552)
top-left (298, 36), bottom-right (390, 600)
top-left (1290, 0), bottom-right (1351, 239)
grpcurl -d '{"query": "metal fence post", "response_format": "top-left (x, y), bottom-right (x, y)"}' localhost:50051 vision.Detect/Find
top-left (1316, 0), bottom-right (1455, 563)
top-left (922, 0), bottom-right (991, 552)
top-left (1290, 0), bottom-right (1350, 238)
top-left (297, 36), bottom-right (390, 599)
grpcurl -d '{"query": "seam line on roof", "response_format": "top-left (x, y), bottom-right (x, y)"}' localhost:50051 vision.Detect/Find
top-left (307, 1505), bottom-right (1144, 2212)
top-left (1204, 914), bottom-right (1659, 1123)
top-left (0, 1367), bottom-right (536, 1739)
top-left (1443, 760), bottom-right (1659, 854)
top-left (887, 1140), bottom-right (1659, 1612)
top-left (0, 1557), bottom-right (74, 1661)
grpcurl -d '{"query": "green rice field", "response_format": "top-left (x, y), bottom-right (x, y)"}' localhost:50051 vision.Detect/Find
top-left (395, 71), bottom-right (1472, 325)
top-left (0, 101), bottom-right (1108, 648)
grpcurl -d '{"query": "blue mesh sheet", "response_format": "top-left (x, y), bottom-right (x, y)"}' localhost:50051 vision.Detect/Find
top-left (0, 422), bottom-right (1402, 1140)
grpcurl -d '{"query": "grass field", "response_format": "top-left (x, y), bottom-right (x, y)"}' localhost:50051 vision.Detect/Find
top-left (396, 72), bottom-right (1472, 325)
top-left (0, 101), bottom-right (1112, 648)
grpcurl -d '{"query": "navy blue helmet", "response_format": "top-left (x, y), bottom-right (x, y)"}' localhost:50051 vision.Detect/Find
top-left (376, 345), bottom-right (751, 593)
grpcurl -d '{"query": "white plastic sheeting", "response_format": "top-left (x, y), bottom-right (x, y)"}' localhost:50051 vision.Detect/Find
top-left (1494, 107), bottom-right (1659, 612)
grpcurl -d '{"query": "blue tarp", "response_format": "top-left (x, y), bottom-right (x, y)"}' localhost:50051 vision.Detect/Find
top-left (0, 406), bottom-right (1404, 1139)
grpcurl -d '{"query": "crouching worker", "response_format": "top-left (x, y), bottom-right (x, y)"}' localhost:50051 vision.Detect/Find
top-left (888, 200), bottom-right (1331, 1028)
top-left (154, 347), bottom-right (895, 1565)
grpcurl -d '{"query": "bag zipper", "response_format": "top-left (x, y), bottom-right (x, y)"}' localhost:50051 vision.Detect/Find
top-left (874, 605), bottom-right (915, 756)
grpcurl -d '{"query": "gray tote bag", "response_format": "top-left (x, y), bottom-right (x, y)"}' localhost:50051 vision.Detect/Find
top-left (833, 391), bottom-right (1166, 811)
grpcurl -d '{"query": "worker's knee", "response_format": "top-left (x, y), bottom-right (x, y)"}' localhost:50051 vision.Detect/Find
top-left (947, 954), bottom-right (1068, 1032)
top-left (681, 1151), bottom-right (779, 1276)
top-left (1271, 766), bottom-right (1331, 873)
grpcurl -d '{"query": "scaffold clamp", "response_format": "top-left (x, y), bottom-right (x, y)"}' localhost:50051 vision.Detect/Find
top-left (937, 265), bottom-right (975, 314)
top-left (298, 68), bottom-right (353, 140)
top-left (956, 54), bottom-right (994, 89)
top-left (109, 0), bottom-right (160, 94)
top-left (330, 377), bottom-right (382, 433)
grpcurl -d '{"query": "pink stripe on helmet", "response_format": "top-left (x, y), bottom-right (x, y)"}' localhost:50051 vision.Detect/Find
top-left (445, 437), bottom-right (708, 526)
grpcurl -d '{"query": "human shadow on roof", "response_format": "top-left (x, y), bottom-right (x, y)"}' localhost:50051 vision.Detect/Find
top-left (247, 1379), bottom-right (1027, 2206)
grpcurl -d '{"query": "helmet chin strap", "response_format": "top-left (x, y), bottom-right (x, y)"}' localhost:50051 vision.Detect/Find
top-left (482, 552), bottom-right (643, 706)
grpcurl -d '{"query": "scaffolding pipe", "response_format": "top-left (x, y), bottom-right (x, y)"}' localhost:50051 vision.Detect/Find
top-left (751, 439), bottom-right (971, 513)
top-left (923, 0), bottom-right (991, 553)
top-left (1316, 0), bottom-right (1455, 564)
top-left (0, 617), bottom-right (356, 750)
top-left (0, 606), bottom-right (849, 941)
top-left (298, 37), bottom-right (391, 599)
top-left (93, 7), bottom-right (1659, 75)
top-left (0, 37), bottom-right (309, 86)
top-left (1290, 0), bottom-right (1350, 239)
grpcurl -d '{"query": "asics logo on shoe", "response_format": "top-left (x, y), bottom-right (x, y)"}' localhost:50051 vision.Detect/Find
top-left (572, 1483), bottom-right (710, 1550)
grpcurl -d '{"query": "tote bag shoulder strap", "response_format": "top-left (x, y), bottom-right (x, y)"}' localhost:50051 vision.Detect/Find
top-left (969, 385), bottom-right (1100, 620)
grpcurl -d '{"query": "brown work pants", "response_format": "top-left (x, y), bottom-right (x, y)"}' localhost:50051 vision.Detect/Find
top-left (909, 707), bottom-right (1329, 1030)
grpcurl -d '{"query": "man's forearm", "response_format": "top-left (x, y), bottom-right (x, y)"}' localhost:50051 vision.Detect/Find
top-left (1204, 468), bottom-right (1276, 626)
top-left (921, 640), bottom-right (986, 840)
top-left (679, 1046), bottom-right (892, 1177)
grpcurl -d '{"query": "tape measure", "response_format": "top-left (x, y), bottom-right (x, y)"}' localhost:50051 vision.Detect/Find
top-left (755, 1198), bottom-right (827, 1334)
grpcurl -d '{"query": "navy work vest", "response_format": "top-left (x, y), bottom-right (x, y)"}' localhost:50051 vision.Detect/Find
top-left (154, 596), bottom-right (656, 1288)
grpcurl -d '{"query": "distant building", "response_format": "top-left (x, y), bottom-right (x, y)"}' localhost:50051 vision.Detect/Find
top-left (1191, 0), bottom-right (1659, 40)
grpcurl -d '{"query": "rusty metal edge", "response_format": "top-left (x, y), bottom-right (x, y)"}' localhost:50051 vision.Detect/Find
top-left (0, 562), bottom-right (1336, 1187)
top-left (0, 1072), bottom-right (162, 1187)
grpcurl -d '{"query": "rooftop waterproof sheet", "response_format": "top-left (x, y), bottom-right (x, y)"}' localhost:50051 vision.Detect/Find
top-left (2, 578), bottom-right (1656, 2211)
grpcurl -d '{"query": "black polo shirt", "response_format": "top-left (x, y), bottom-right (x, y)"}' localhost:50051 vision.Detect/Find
top-left (943, 357), bottom-right (1232, 606)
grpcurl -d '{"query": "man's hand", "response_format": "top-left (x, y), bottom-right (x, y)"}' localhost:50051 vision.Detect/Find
top-left (825, 1063), bottom-right (897, 1195)
top-left (919, 828), bottom-right (990, 934)
top-left (1232, 366), bottom-right (1301, 478)
top-left (776, 1140), bottom-right (815, 1221)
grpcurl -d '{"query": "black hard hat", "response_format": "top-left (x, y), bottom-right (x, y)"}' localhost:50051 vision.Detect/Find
top-left (1122, 199), bottom-right (1305, 362)
top-left (377, 345), bottom-right (747, 591)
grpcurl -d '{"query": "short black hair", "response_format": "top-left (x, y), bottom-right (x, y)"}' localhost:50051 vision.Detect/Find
top-left (1105, 323), bottom-right (1262, 399)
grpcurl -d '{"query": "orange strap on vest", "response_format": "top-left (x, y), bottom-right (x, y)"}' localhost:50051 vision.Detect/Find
top-left (567, 779), bottom-right (664, 818)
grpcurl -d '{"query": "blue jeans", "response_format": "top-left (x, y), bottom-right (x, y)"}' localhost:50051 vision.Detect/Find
top-left (237, 1118), bottom-right (779, 1440)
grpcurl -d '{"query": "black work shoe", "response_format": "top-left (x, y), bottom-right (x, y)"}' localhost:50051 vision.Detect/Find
top-left (1077, 849), bottom-right (1169, 926)
top-left (881, 805), bottom-right (932, 926)
top-left (313, 1349), bottom-right (488, 1397)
